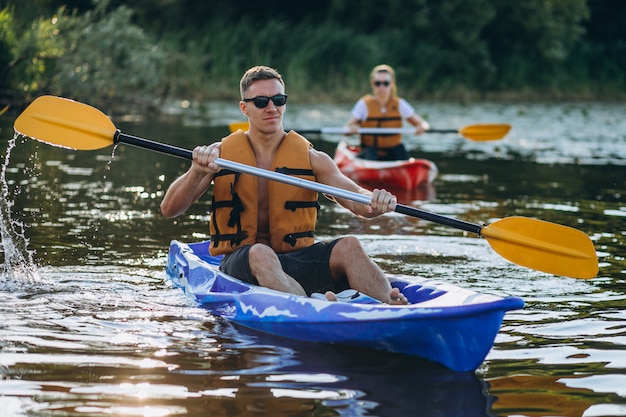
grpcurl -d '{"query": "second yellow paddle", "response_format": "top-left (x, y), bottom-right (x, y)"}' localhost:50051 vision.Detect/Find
top-left (228, 121), bottom-right (511, 141)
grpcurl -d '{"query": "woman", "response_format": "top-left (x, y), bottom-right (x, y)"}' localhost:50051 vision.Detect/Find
top-left (345, 64), bottom-right (429, 161)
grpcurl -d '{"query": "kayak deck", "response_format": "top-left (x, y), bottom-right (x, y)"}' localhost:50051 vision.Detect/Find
top-left (333, 141), bottom-right (438, 189)
top-left (166, 240), bottom-right (524, 372)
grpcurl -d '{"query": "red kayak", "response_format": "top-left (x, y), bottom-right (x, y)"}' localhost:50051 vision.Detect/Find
top-left (334, 141), bottom-right (438, 190)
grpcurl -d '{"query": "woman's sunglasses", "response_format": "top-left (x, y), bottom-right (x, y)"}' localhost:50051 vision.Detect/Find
top-left (243, 94), bottom-right (288, 108)
top-left (373, 81), bottom-right (391, 87)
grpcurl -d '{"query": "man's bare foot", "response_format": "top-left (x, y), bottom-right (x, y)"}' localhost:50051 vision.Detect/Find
top-left (389, 287), bottom-right (409, 305)
top-left (325, 291), bottom-right (338, 302)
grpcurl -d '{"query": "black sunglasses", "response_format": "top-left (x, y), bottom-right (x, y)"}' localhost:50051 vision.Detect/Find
top-left (374, 81), bottom-right (391, 87)
top-left (243, 94), bottom-right (288, 108)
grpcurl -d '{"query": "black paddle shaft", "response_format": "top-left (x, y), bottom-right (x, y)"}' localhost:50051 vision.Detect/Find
top-left (115, 131), bottom-right (193, 159)
top-left (394, 205), bottom-right (483, 235)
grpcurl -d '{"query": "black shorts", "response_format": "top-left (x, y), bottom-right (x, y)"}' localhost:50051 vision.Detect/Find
top-left (358, 143), bottom-right (409, 161)
top-left (219, 239), bottom-right (350, 296)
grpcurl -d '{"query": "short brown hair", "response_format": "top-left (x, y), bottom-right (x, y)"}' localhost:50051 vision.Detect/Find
top-left (240, 66), bottom-right (285, 99)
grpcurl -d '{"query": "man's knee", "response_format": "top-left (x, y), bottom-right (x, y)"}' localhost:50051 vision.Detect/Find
top-left (248, 243), bottom-right (276, 264)
top-left (334, 236), bottom-right (365, 257)
top-left (248, 243), bottom-right (278, 275)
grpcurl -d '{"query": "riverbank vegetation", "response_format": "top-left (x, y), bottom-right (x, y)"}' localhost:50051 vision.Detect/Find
top-left (2, 0), bottom-right (625, 113)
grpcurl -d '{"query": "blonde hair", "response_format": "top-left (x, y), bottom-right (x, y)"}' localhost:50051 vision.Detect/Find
top-left (240, 66), bottom-right (285, 99)
top-left (370, 64), bottom-right (397, 97)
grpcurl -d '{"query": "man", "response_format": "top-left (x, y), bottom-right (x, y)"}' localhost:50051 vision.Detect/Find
top-left (161, 65), bottom-right (408, 305)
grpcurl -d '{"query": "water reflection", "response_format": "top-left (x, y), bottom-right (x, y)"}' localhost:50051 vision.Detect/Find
top-left (1, 100), bottom-right (626, 416)
top-left (353, 181), bottom-right (436, 205)
top-left (227, 329), bottom-right (493, 417)
top-left (486, 371), bottom-right (626, 416)
top-left (1, 266), bottom-right (492, 417)
top-left (488, 374), bottom-right (598, 417)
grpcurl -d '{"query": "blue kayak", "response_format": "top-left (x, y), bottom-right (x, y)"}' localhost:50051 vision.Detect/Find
top-left (166, 240), bottom-right (524, 372)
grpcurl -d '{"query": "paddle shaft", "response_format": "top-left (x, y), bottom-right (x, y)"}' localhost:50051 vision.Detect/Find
top-left (217, 159), bottom-right (481, 234)
top-left (114, 130), bottom-right (192, 159)
top-left (113, 130), bottom-right (483, 235)
top-left (228, 121), bottom-right (511, 141)
top-left (294, 127), bottom-right (457, 135)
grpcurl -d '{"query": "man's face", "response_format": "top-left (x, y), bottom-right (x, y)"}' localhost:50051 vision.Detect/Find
top-left (240, 78), bottom-right (286, 135)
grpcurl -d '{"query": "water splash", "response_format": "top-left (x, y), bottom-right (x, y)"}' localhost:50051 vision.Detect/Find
top-left (102, 143), bottom-right (119, 180)
top-left (0, 133), bottom-right (40, 286)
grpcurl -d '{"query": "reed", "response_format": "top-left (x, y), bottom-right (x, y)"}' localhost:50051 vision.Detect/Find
top-left (159, 18), bottom-right (626, 102)
top-left (4, 1), bottom-right (626, 105)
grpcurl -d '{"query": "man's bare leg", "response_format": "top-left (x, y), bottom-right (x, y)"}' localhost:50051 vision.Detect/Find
top-left (248, 243), bottom-right (307, 296)
top-left (328, 236), bottom-right (408, 305)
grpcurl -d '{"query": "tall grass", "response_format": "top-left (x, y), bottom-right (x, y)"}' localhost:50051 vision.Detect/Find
top-left (159, 18), bottom-right (626, 103)
top-left (4, 2), bottom-right (626, 107)
top-left (159, 19), bottom-right (381, 103)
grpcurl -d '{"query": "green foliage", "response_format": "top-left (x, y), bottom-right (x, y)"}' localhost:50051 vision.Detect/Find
top-left (484, 0), bottom-right (590, 89)
top-left (4, 0), bottom-right (626, 103)
top-left (0, 7), bottom-right (16, 86)
top-left (576, 0), bottom-right (626, 91)
top-left (158, 18), bottom-right (375, 101)
top-left (0, 5), bottom-right (65, 94)
top-left (2, 0), bottom-right (166, 110)
top-left (48, 1), bottom-right (166, 109)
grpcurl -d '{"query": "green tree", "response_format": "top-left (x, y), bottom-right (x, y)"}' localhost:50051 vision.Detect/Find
top-left (0, 7), bottom-right (16, 88)
top-left (575, 0), bottom-right (626, 91)
top-left (2, 0), bottom-right (625, 103)
top-left (1, 0), bottom-right (166, 110)
top-left (48, 1), bottom-right (167, 111)
top-left (0, 5), bottom-right (66, 98)
top-left (484, 0), bottom-right (589, 89)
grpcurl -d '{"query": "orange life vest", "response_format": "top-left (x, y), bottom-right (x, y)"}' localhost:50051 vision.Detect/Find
top-left (360, 94), bottom-right (403, 149)
top-left (209, 130), bottom-right (320, 256)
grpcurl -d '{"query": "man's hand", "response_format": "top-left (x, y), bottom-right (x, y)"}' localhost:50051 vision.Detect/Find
top-left (191, 143), bottom-right (222, 174)
top-left (368, 188), bottom-right (397, 214)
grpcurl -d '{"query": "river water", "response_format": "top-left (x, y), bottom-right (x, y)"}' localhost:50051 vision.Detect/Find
top-left (0, 100), bottom-right (625, 417)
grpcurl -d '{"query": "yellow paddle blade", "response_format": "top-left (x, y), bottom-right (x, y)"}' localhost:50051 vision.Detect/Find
top-left (14, 96), bottom-right (116, 150)
top-left (229, 121), bottom-right (249, 133)
top-left (458, 124), bottom-right (511, 141)
top-left (481, 216), bottom-right (598, 279)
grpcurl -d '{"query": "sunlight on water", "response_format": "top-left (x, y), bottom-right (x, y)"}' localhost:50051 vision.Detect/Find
top-left (286, 101), bottom-right (626, 166)
top-left (1, 101), bottom-right (625, 417)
